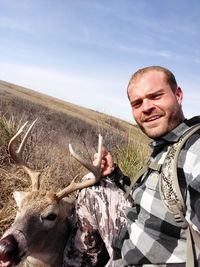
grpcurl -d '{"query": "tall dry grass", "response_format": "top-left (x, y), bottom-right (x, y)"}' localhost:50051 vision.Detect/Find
top-left (0, 111), bottom-right (149, 236)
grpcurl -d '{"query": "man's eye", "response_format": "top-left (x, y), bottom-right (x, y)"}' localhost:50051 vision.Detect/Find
top-left (132, 102), bottom-right (141, 108)
top-left (153, 93), bottom-right (163, 100)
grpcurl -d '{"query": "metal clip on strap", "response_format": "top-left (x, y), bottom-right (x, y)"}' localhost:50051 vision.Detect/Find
top-left (148, 162), bottom-right (162, 172)
top-left (173, 213), bottom-right (188, 229)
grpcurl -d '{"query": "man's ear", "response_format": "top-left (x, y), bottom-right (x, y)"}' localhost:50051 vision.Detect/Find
top-left (175, 86), bottom-right (183, 104)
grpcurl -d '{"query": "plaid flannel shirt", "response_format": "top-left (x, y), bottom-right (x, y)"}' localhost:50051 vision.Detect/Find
top-left (118, 116), bottom-right (200, 266)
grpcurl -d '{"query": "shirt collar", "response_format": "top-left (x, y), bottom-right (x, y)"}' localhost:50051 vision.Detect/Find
top-left (150, 119), bottom-right (190, 149)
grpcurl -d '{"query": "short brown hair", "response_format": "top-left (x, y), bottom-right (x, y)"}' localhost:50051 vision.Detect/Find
top-left (127, 66), bottom-right (178, 93)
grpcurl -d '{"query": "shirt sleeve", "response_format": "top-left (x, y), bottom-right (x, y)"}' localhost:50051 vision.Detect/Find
top-left (184, 135), bottom-right (200, 232)
top-left (107, 165), bottom-right (131, 192)
top-left (63, 176), bottom-right (109, 266)
top-left (63, 172), bottom-right (133, 267)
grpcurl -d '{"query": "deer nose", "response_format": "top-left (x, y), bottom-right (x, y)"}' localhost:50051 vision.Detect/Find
top-left (0, 234), bottom-right (20, 264)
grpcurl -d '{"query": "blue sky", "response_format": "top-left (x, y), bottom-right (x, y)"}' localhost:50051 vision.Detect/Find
top-left (0, 0), bottom-right (199, 122)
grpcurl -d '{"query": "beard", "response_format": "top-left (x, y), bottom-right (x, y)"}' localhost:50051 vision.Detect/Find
top-left (137, 107), bottom-right (184, 139)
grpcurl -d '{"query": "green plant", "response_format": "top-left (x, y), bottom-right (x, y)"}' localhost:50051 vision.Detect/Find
top-left (0, 116), bottom-right (14, 147)
top-left (116, 144), bottom-right (147, 180)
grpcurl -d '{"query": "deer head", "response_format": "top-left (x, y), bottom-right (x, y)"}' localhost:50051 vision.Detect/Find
top-left (0, 121), bottom-right (103, 267)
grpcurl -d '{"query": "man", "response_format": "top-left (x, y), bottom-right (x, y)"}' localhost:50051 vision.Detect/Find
top-left (64, 66), bottom-right (200, 266)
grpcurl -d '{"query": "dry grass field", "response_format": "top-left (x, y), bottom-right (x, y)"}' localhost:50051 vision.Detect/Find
top-left (0, 80), bottom-right (150, 237)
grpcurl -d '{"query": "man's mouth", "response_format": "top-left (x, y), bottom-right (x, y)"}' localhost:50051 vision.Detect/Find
top-left (143, 115), bottom-right (162, 123)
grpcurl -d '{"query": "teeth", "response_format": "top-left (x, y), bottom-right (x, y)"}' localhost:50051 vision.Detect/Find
top-left (148, 116), bottom-right (159, 121)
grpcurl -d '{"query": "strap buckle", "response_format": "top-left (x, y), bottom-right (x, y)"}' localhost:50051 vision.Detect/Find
top-left (173, 212), bottom-right (188, 229)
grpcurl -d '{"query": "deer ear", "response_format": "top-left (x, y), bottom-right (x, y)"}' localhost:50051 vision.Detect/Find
top-left (13, 191), bottom-right (29, 209)
top-left (60, 197), bottom-right (75, 217)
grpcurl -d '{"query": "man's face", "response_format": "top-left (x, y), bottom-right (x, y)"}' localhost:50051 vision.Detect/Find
top-left (128, 70), bottom-right (184, 139)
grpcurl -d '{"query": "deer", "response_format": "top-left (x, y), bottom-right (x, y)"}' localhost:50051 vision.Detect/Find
top-left (0, 120), bottom-right (103, 267)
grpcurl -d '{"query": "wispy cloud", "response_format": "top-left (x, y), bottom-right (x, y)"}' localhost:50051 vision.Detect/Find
top-left (0, 0), bottom-right (199, 122)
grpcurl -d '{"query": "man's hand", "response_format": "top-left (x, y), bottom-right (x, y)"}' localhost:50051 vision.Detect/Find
top-left (93, 146), bottom-right (115, 177)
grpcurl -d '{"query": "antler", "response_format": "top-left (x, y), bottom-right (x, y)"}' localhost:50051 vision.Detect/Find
top-left (8, 120), bottom-right (41, 191)
top-left (56, 134), bottom-right (103, 200)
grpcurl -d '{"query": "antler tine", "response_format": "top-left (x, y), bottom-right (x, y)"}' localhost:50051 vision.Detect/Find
top-left (56, 134), bottom-right (103, 200)
top-left (69, 134), bottom-right (103, 178)
top-left (8, 119), bottom-right (41, 191)
top-left (8, 121), bottom-right (29, 157)
top-left (17, 120), bottom-right (37, 156)
top-left (8, 120), bottom-right (37, 159)
top-left (95, 134), bottom-right (103, 168)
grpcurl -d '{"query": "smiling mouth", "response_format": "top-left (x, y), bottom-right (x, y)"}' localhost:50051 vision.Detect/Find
top-left (144, 115), bottom-right (162, 123)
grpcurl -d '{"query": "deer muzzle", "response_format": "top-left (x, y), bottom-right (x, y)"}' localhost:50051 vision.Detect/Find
top-left (0, 230), bottom-right (27, 267)
top-left (0, 234), bottom-right (20, 266)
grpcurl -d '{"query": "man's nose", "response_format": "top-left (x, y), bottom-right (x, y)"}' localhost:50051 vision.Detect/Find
top-left (142, 99), bottom-right (154, 112)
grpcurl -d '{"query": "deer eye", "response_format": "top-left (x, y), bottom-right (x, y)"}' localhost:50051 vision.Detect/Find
top-left (44, 213), bottom-right (57, 221)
